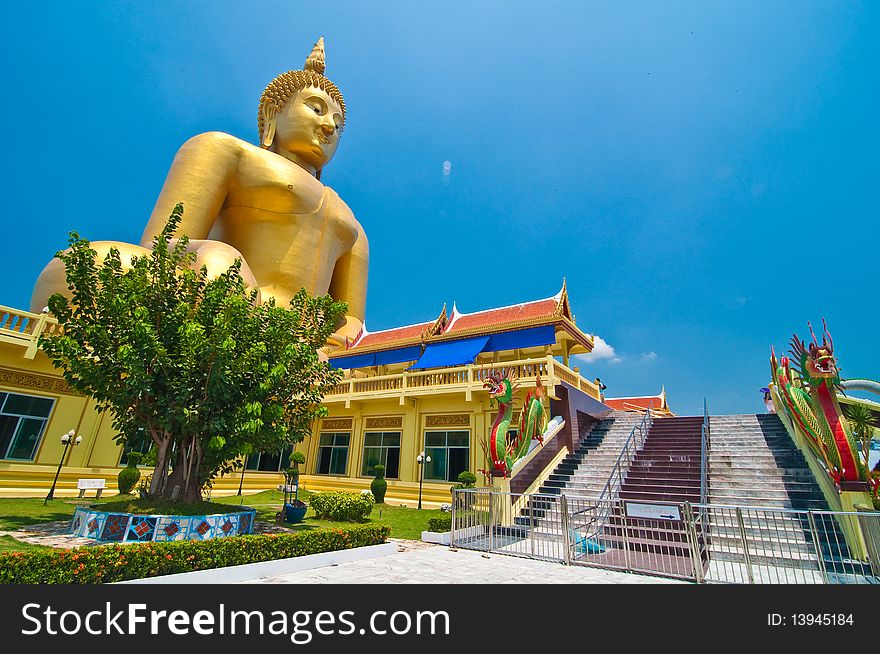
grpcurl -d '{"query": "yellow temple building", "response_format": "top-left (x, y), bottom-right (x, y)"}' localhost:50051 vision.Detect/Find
top-left (0, 39), bottom-right (650, 505)
top-left (0, 281), bottom-right (617, 505)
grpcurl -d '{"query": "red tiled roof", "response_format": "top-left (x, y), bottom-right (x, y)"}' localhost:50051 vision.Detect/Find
top-left (443, 299), bottom-right (560, 335)
top-left (352, 322), bottom-right (436, 349)
top-left (327, 281), bottom-right (592, 357)
top-left (603, 396), bottom-right (661, 411)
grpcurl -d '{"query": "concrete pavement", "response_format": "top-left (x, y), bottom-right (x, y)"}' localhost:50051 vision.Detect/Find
top-left (244, 539), bottom-right (685, 584)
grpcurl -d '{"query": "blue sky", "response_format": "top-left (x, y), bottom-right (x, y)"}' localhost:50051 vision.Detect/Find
top-left (1, 1), bottom-right (877, 416)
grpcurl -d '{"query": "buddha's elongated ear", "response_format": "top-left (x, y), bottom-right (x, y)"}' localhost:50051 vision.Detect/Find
top-left (260, 101), bottom-right (277, 149)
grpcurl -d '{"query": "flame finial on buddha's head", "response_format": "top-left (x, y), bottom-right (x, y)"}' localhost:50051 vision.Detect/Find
top-left (304, 36), bottom-right (326, 75)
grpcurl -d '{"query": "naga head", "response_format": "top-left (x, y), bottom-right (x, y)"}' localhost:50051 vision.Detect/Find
top-left (484, 371), bottom-right (514, 404)
top-left (805, 319), bottom-right (838, 379)
top-left (789, 318), bottom-right (839, 384)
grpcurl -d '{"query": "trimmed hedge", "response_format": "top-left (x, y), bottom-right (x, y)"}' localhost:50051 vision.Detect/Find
top-left (427, 514), bottom-right (452, 532)
top-left (309, 491), bottom-right (374, 522)
top-left (0, 524), bottom-right (391, 584)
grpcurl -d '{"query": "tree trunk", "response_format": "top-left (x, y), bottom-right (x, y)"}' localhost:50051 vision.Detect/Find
top-left (149, 435), bottom-right (171, 496)
top-left (163, 436), bottom-right (203, 503)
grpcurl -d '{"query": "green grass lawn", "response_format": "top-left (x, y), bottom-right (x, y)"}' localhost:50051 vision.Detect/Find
top-left (0, 489), bottom-right (447, 547)
top-left (214, 489), bottom-right (446, 540)
top-left (0, 535), bottom-right (54, 554)
top-left (0, 497), bottom-right (85, 530)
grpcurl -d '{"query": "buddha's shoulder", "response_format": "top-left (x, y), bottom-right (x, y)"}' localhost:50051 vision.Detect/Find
top-left (178, 131), bottom-right (256, 157)
top-left (324, 186), bottom-right (363, 231)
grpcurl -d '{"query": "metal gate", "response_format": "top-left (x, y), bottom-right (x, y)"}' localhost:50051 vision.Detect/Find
top-left (451, 488), bottom-right (880, 584)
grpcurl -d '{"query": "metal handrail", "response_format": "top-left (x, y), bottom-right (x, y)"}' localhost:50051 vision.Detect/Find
top-left (596, 404), bottom-right (654, 504)
top-left (700, 399), bottom-right (710, 509)
top-left (574, 404), bottom-right (655, 538)
top-left (694, 399), bottom-right (711, 567)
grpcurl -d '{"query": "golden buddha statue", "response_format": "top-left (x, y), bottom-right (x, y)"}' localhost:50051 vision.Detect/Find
top-left (31, 37), bottom-right (367, 346)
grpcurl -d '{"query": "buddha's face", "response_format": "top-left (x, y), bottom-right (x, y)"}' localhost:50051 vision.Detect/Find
top-left (272, 87), bottom-right (343, 172)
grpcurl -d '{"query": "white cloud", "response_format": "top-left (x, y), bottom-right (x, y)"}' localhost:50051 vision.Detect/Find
top-left (577, 335), bottom-right (622, 364)
top-left (641, 351), bottom-right (658, 361)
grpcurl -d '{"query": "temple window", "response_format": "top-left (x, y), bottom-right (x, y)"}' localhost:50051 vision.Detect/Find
top-left (361, 431), bottom-right (401, 478)
top-left (245, 445), bottom-right (294, 472)
top-left (423, 430), bottom-right (470, 482)
top-left (0, 391), bottom-right (55, 461)
top-left (119, 428), bottom-right (152, 465)
top-left (315, 432), bottom-right (350, 475)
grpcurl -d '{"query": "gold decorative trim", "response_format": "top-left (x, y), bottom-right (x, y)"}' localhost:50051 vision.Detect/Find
top-left (425, 414), bottom-right (470, 427)
top-left (365, 416), bottom-right (403, 429)
top-left (0, 366), bottom-right (75, 396)
top-left (321, 417), bottom-right (353, 430)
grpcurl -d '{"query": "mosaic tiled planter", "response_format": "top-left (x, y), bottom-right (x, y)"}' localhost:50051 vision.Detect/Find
top-left (69, 506), bottom-right (257, 543)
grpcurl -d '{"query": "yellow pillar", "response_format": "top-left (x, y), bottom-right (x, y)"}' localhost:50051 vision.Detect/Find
top-left (838, 490), bottom-right (876, 561)
top-left (490, 474), bottom-right (513, 526)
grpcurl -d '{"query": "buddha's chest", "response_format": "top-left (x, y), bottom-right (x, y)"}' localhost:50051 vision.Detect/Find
top-left (215, 156), bottom-right (358, 261)
top-left (226, 156), bottom-right (328, 216)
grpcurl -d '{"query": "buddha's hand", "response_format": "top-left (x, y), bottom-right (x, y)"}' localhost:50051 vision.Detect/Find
top-left (326, 315), bottom-right (364, 349)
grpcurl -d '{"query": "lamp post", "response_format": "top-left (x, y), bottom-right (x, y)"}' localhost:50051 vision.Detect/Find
top-left (237, 456), bottom-right (248, 496)
top-left (44, 430), bottom-right (81, 504)
top-left (416, 450), bottom-right (431, 510)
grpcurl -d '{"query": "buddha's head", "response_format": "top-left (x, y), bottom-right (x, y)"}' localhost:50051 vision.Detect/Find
top-left (258, 37), bottom-right (347, 177)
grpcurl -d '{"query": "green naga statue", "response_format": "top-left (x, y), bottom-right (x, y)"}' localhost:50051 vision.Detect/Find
top-left (771, 320), bottom-right (868, 487)
top-left (480, 372), bottom-right (548, 478)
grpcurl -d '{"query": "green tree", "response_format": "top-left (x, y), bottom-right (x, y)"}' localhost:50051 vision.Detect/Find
top-left (39, 204), bottom-right (345, 502)
top-left (844, 403), bottom-right (878, 469)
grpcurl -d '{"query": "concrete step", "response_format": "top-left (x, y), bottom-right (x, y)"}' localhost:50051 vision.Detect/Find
top-left (705, 479), bottom-right (822, 493)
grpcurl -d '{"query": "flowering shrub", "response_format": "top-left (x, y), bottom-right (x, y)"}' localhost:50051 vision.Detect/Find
top-left (0, 524), bottom-right (390, 584)
top-left (309, 491), bottom-right (375, 522)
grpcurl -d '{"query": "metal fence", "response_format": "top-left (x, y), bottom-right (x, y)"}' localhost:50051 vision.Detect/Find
top-left (450, 488), bottom-right (880, 584)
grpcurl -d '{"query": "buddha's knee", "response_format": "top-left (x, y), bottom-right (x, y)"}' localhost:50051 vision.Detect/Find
top-left (30, 241), bottom-right (152, 313)
top-left (30, 257), bottom-right (67, 312)
top-left (192, 241), bottom-right (259, 289)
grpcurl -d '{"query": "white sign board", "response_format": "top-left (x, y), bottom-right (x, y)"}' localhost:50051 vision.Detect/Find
top-left (624, 502), bottom-right (681, 522)
top-left (77, 478), bottom-right (106, 490)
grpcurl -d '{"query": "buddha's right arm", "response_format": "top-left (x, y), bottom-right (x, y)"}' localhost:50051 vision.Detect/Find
top-left (139, 132), bottom-right (241, 245)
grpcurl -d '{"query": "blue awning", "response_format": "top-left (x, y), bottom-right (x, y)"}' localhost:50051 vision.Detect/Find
top-left (408, 336), bottom-right (490, 370)
top-left (483, 325), bottom-right (556, 353)
top-left (375, 345), bottom-right (422, 365)
top-left (329, 352), bottom-right (376, 369)
top-left (329, 345), bottom-right (423, 369)
top-left (331, 326), bottom-right (557, 370)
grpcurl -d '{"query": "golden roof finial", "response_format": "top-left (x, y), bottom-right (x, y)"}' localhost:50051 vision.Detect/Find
top-left (304, 36), bottom-right (326, 75)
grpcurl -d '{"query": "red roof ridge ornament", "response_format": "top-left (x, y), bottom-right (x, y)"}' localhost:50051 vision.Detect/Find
top-left (554, 278), bottom-right (573, 322)
top-left (346, 323), bottom-right (368, 349)
top-left (443, 302), bottom-right (462, 333)
top-left (553, 278), bottom-right (567, 303)
top-left (426, 304), bottom-right (448, 340)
